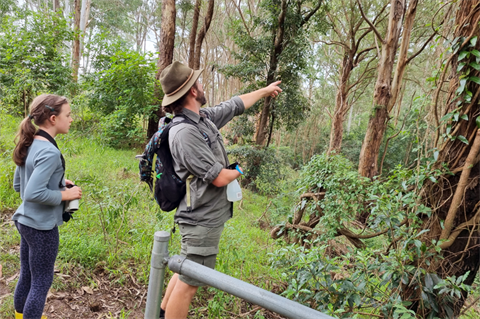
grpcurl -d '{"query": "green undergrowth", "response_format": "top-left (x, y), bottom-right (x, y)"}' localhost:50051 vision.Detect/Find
top-left (0, 112), bottom-right (287, 318)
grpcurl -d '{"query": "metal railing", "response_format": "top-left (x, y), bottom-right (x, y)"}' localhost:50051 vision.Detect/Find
top-left (144, 231), bottom-right (335, 319)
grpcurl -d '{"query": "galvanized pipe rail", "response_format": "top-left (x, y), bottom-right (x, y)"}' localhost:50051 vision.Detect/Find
top-left (144, 231), bottom-right (335, 319)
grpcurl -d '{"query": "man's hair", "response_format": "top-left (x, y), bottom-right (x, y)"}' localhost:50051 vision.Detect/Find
top-left (163, 82), bottom-right (198, 115)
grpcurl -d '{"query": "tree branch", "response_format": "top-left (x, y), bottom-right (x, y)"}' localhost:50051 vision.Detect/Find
top-left (301, 0), bottom-right (323, 26)
top-left (440, 129), bottom-right (480, 241)
top-left (232, 0), bottom-right (251, 37)
top-left (405, 31), bottom-right (437, 65)
top-left (356, 0), bottom-right (384, 43)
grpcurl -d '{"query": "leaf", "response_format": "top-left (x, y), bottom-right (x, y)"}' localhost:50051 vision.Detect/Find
top-left (458, 50), bottom-right (469, 61)
top-left (469, 62), bottom-right (480, 70)
top-left (471, 36), bottom-right (478, 47)
top-left (469, 76), bottom-right (480, 85)
top-left (453, 112), bottom-right (460, 122)
top-left (82, 286), bottom-right (93, 295)
top-left (476, 116), bottom-right (480, 128)
top-left (456, 78), bottom-right (467, 94)
top-left (425, 274), bottom-right (434, 291)
top-left (460, 114), bottom-right (468, 121)
top-left (458, 135), bottom-right (469, 145)
top-left (471, 49), bottom-right (480, 58)
top-left (446, 124), bottom-right (452, 135)
top-left (440, 113), bottom-right (453, 122)
top-left (421, 291), bottom-right (429, 302)
top-left (457, 62), bottom-right (466, 72)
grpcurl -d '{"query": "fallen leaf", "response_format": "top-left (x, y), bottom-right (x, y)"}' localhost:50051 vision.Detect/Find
top-left (56, 292), bottom-right (67, 300)
top-left (82, 286), bottom-right (93, 295)
top-left (49, 305), bottom-right (54, 313)
top-left (6, 273), bottom-right (18, 283)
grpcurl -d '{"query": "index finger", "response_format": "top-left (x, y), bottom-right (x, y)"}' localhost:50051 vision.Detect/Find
top-left (271, 80), bottom-right (281, 86)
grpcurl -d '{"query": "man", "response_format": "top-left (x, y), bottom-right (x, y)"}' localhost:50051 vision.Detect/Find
top-left (158, 61), bottom-right (282, 319)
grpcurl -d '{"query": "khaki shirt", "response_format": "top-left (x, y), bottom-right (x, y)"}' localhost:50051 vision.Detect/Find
top-left (169, 97), bottom-right (245, 227)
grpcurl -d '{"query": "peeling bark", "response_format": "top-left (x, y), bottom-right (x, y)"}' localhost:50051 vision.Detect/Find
top-left (71, 0), bottom-right (81, 83)
top-left (188, 0), bottom-right (201, 68)
top-left (193, 0), bottom-right (215, 70)
top-left (358, 0), bottom-right (407, 178)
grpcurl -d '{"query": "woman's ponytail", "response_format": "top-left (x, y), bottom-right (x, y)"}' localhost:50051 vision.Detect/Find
top-left (12, 94), bottom-right (68, 166)
top-left (13, 116), bottom-right (37, 166)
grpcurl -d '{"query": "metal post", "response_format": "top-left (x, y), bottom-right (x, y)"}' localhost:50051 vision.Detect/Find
top-left (168, 255), bottom-right (334, 319)
top-left (144, 231), bottom-right (170, 319)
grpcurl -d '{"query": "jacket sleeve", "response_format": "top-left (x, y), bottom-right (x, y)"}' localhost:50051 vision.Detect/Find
top-left (170, 126), bottom-right (223, 184)
top-left (13, 167), bottom-right (20, 192)
top-left (201, 96), bottom-right (245, 129)
top-left (23, 148), bottom-right (63, 206)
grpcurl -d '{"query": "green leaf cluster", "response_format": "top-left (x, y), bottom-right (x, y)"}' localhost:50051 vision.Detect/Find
top-left (0, 8), bottom-right (74, 114)
top-left (84, 35), bottom-right (157, 147)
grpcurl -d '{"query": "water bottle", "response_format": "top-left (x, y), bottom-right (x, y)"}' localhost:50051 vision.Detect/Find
top-left (226, 179), bottom-right (242, 202)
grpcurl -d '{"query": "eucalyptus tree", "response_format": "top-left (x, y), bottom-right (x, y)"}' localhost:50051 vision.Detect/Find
top-left (146, 0), bottom-right (176, 138)
top-left (187, 0), bottom-right (215, 70)
top-left (316, 0), bottom-right (380, 155)
top-left (222, 0), bottom-right (329, 146)
top-left (357, 0), bottom-right (438, 178)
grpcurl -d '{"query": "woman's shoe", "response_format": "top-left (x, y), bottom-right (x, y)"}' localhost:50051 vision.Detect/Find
top-left (14, 311), bottom-right (47, 319)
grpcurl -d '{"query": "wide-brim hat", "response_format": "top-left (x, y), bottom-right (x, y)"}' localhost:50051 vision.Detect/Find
top-left (160, 61), bottom-right (204, 107)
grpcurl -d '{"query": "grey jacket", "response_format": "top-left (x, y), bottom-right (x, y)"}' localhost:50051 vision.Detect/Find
top-left (169, 97), bottom-right (245, 227)
top-left (12, 139), bottom-right (65, 230)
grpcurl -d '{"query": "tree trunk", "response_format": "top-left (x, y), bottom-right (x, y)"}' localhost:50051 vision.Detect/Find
top-left (71, 0), bottom-right (81, 82)
top-left (53, 0), bottom-right (60, 11)
top-left (193, 0), bottom-right (215, 70)
top-left (255, 0), bottom-right (286, 146)
top-left (146, 0), bottom-right (176, 139)
top-left (357, 0), bottom-right (406, 178)
top-left (79, 0), bottom-right (90, 70)
top-left (402, 2), bottom-right (480, 316)
top-left (188, 0), bottom-right (201, 68)
top-left (327, 53), bottom-right (354, 155)
top-left (387, 0), bottom-right (418, 113)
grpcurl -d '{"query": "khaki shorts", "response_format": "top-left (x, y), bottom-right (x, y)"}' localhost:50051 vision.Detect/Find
top-left (178, 223), bottom-right (224, 287)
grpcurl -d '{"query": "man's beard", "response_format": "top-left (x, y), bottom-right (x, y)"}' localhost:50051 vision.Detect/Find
top-left (195, 90), bottom-right (207, 106)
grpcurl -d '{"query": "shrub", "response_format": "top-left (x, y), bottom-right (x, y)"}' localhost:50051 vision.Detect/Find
top-left (0, 9), bottom-right (74, 114)
top-left (227, 145), bottom-right (299, 195)
top-left (85, 38), bottom-right (157, 148)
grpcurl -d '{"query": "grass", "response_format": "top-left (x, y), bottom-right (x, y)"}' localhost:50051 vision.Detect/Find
top-left (0, 112), bottom-right (288, 318)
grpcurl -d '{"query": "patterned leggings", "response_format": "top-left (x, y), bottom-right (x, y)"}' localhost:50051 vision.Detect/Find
top-left (14, 222), bottom-right (59, 319)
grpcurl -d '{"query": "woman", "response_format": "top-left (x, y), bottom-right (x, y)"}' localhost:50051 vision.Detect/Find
top-left (12, 94), bottom-right (82, 319)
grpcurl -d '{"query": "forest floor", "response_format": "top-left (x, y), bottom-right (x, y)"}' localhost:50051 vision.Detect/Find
top-left (0, 206), bottom-right (289, 319)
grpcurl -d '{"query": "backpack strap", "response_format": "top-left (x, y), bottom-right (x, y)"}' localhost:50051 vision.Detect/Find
top-left (163, 114), bottom-right (215, 212)
top-left (185, 175), bottom-right (194, 211)
top-left (171, 114), bottom-right (212, 148)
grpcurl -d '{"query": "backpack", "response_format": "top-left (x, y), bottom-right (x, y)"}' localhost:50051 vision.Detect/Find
top-left (139, 115), bottom-right (211, 212)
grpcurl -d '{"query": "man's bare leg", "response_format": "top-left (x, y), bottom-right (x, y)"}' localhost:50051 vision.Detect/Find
top-left (161, 274), bottom-right (179, 311)
top-left (165, 279), bottom-right (198, 319)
